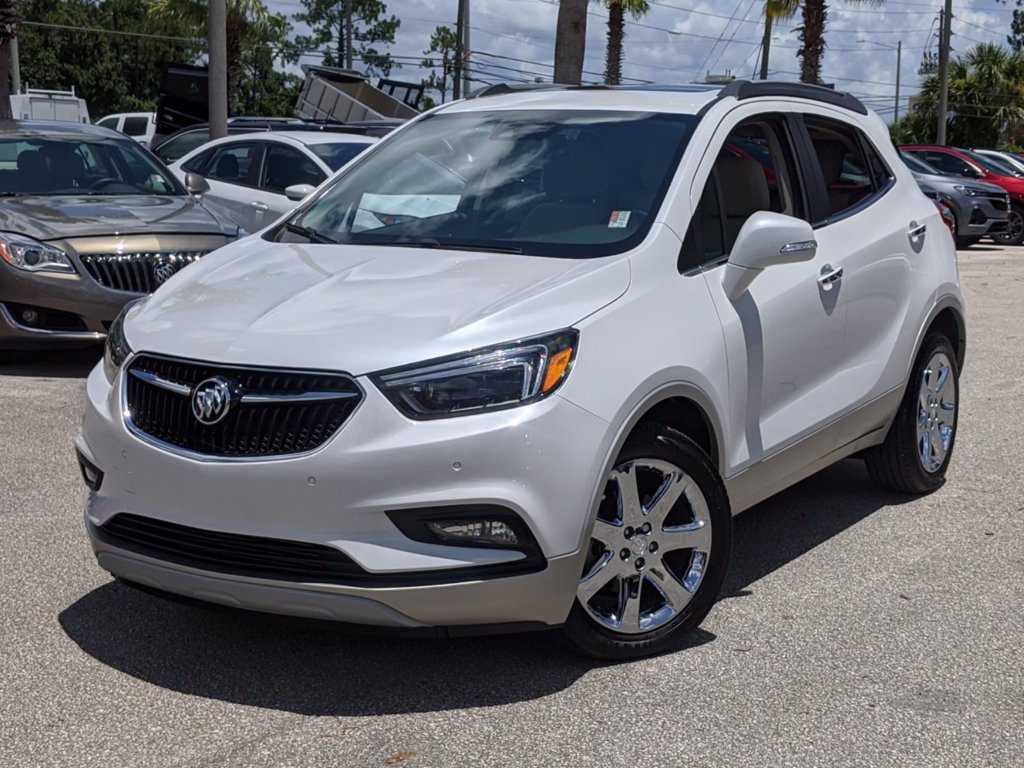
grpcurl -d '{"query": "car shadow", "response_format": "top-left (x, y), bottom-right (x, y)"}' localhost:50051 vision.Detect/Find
top-left (59, 458), bottom-right (912, 715)
top-left (0, 346), bottom-right (101, 378)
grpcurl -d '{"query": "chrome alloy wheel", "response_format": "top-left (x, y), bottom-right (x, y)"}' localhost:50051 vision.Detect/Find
top-left (577, 459), bottom-right (712, 635)
top-left (916, 351), bottom-right (956, 473)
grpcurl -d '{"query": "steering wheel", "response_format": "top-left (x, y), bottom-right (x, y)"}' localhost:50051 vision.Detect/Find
top-left (88, 177), bottom-right (122, 190)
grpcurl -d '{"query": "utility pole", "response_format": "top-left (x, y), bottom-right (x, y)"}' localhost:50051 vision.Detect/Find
top-left (208, 0), bottom-right (228, 140)
top-left (454, 0), bottom-right (466, 100)
top-left (759, 15), bottom-right (772, 80)
top-left (936, 0), bottom-right (953, 145)
top-left (461, 0), bottom-right (471, 96)
top-left (894, 40), bottom-right (902, 121)
top-left (344, 0), bottom-right (353, 70)
top-left (9, 35), bottom-right (18, 94)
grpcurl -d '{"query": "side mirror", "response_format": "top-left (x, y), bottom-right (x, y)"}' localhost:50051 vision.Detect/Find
top-left (184, 172), bottom-right (210, 197)
top-left (285, 183), bottom-right (316, 202)
top-left (721, 211), bottom-right (817, 300)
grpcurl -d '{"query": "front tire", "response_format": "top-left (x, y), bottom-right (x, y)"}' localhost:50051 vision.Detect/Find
top-left (562, 425), bottom-right (731, 660)
top-left (865, 333), bottom-right (959, 493)
top-left (993, 204), bottom-right (1024, 246)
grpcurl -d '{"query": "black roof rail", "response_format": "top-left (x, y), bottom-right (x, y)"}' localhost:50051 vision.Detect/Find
top-left (716, 80), bottom-right (868, 115)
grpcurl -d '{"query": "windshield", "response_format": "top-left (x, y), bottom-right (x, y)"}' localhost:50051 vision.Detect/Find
top-left (278, 110), bottom-right (697, 258)
top-left (962, 149), bottom-right (1022, 177)
top-left (0, 135), bottom-right (183, 196)
top-left (901, 151), bottom-right (941, 175)
top-left (310, 141), bottom-right (374, 171)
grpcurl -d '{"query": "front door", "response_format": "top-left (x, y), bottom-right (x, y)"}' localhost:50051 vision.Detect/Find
top-left (689, 110), bottom-right (848, 476)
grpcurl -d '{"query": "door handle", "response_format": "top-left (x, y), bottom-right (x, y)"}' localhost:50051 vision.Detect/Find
top-left (249, 201), bottom-right (269, 212)
top-left (817, 264), bottom-right (843, 291)
top-left (909, 221), bottom-right (927, 239)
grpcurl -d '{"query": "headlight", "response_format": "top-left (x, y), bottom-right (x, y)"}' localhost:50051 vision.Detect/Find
top-left (0, 232), bottom-right (74, 274)
top-left (952, 185), bottom-right (988, 197)
top-left (374, 330), bottom-right (578, 418)
top-left (102, 298), bottom-right (146, 383)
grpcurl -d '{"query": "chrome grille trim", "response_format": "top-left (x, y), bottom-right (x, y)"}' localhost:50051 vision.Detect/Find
top-left (79, 251), bottom-right (207, 293)
top-left (122, 354), bottom-right (364, 461)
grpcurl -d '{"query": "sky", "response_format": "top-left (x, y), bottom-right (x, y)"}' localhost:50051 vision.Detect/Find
top-left (269, 0), bottom-right (1017, 122)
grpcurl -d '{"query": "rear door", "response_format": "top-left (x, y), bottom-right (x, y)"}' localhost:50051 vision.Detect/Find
top-left (797, 112), bottom-right (929, 444)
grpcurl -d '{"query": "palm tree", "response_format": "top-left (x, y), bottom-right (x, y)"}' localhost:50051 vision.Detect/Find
top-left (0, 0), bottom-right (16, 120)
top-left (766, 0), bottom-right (881, 85)
top-left (554, 0), bottom-right (589, 85)
top-left (601, 0), bottom-right (649, 85)
top-left (151, 0), bottom-right (288, 111)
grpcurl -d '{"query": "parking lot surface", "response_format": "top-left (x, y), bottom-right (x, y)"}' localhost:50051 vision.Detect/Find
top-left (2, 245), bottom-right (1022, 768)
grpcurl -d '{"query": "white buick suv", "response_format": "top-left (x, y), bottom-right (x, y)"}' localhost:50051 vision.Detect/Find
top-left (77, 82), bottom-right (964, 659)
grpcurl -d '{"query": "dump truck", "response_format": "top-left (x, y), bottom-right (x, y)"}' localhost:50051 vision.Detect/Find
top-left (293, 66), bottom-right (421, 123)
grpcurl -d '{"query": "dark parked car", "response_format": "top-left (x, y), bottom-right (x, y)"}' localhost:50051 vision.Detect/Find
top-left (901, 144), bottom-right (1024, 245)
top-left (901, 151), bottom-right (1009, 248)
top-left (0, 121), bottom-right (239, 360)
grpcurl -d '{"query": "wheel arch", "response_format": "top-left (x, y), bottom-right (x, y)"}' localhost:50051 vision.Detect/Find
top-left (923, 300), bottom-right (966, 372)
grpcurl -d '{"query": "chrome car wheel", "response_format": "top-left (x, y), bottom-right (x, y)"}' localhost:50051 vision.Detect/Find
top-left (916, 351), bottom-right (956, 474)
top-left (577, 458), bottom-right (712, 635)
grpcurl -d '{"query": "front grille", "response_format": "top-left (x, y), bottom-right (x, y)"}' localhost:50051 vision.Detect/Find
top-left (79, 251), bottom-right (207, 293)
top-left (125, 355), bottom-right (363, 458)
top-left (100, 513), bottom-right (366, 583)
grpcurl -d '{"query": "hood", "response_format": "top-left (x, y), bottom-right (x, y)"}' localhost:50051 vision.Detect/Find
top-left (911, 172), bottom-right (1007, 196)
top-left (126, 236), bottom-right (631, 375)
top-left (0, 195), bottom-right (232, 241)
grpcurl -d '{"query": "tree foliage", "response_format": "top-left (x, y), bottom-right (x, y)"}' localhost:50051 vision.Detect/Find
top-left (600, 0), bottom-right (649, 85)
top-left (150, 0), bottom-right (289, 112)
top-left (766, 0), bottom-right (882, 84)
top-left (17, 0), bottom-right (201, 117)
top-left (889, 43), bottom-right (1024, 147)
top-left (419, 25), bottom-right (458, 106)
top-left (294, 0), bottom-right (399, 76)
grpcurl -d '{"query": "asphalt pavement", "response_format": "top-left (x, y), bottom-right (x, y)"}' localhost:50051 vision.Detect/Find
top-left (2, 245), bottom-right (1021, 767)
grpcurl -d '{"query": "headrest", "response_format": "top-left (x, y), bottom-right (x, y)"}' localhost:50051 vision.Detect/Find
top-left (543, 134), bottom-right (609, 202)
top-left (815, 138), bottom-right (847, 185)
top-left (715, 154), bottom-right (769, 217)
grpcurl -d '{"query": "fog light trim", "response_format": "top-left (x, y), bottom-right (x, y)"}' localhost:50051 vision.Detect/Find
top-left (75, 449), bottom-right (104, 492)
top-left (387, 505), bottom-right (544, 565)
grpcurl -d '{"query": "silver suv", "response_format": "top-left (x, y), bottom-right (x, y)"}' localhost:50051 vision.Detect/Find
top-left (77, 82), bottom-right (964, 659)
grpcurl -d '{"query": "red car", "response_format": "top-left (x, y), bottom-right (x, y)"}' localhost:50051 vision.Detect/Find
top-left (900, 145), bottom-right (1024, 245)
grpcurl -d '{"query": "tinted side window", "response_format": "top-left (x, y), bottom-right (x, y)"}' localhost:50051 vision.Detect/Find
top-left (805, 116), bottom-right (890, 219)
top-left (259, 144), bottom-right (324, 193)
top-left (919, 150), bottom-right (975, 177)
top-left (180, 148), bottom-right (212, 174)
top-left (203, 143), bottom-right (258, 186)
top-left (680, 114), bottom-right (804, 271)
top-left (98, 117), bottom-right (119, 130)
top-left (123, 117), bottom-right (150, 136)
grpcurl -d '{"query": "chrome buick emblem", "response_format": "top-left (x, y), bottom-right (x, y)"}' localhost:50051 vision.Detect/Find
top-left (152, 258), bottom-right (178, 286)
top-left (191, 377), bottom-right (235, 425)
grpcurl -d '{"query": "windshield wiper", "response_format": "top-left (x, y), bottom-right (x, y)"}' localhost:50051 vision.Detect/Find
top-left (384, 238), bottom-right (523, 254)
top-left (283, 221), bottom-right (337, 244)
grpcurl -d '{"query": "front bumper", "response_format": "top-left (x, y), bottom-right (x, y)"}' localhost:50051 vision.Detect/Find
top-left (951, 194), bottom-right (1010, 237)
top-left (78, 361), bottom-right (614, 628)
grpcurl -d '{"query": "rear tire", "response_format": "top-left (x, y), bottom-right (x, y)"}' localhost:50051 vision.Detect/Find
top-left (865, 333), bottom-right (959, 493)
top-left (561, 424), bottom-right (731, 660)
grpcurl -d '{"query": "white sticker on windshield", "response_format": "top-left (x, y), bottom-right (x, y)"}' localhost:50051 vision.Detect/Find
top-left (608, 210), bottom-right (631, 228)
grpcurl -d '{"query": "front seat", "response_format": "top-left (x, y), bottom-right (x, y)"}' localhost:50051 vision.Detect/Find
top-left (715, 153), bottom-right (771, 247)
top-left (17, 151), bottom-right (49, 194)
top-left (517, 135), bottom-right (610, 236)
top-left (213, 152), bottom-right (240, 181)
